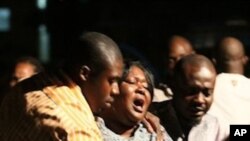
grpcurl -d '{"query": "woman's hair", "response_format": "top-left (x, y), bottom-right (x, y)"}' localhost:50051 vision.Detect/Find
top-left (122, 60), bottom-right (154, 98)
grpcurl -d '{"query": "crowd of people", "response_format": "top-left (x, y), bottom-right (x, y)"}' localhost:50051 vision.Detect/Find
top-left (0, 31), bottom-right (250, 141)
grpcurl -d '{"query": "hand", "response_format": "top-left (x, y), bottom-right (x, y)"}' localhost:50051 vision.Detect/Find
top-left (143, 112), bottom-right (163, 141)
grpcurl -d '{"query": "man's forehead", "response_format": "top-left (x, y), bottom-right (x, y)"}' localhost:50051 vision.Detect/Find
top-left (106, 59), bottom-right (123, 74)
top-left (184, 65), bottom-right (216, 82)
top-left (169, 45), bottom-right (192, 56)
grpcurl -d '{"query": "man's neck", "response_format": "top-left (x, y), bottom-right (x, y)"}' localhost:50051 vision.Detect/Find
top-left (179, 118), bottom-right (192, 137)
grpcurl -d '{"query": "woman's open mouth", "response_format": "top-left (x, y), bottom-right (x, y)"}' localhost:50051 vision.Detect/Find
top-left (133, 98), bottom-right (145, 113)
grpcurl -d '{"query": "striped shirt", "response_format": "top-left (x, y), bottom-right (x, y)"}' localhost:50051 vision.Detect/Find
top-left (0, 72), bottom-right (103, 141)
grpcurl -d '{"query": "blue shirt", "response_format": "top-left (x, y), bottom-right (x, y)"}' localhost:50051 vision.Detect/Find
top-left (96, 117), bottom-right (172, 141)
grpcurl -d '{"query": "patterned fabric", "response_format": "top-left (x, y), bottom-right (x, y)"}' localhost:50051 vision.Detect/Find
top-left (96, 117), bottom-right (172, 141)
top-left (0, 72), bottom-right (103, 141)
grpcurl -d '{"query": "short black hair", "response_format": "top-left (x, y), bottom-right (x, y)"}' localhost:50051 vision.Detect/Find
top-left (64, 32), bottom-right (123, 77)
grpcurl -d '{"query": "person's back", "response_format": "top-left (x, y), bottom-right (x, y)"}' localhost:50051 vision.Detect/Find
top-left (213, 36), bottom-right (248, 75)
top-left (0, 32), bottom-right (124, 141)
top-left (208, 36), bottom-right (250, 139)
top-left (208, 73), bottom-right (250, 138)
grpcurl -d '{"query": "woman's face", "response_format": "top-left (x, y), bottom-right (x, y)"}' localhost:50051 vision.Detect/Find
top-left (115, 65), bottom-right (152, 125)
top-left (10, 62), bottom-right (36, 87)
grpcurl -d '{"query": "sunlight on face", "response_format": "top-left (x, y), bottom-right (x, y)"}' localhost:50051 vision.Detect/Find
top-left (10, 63), bottom-right (36, 87)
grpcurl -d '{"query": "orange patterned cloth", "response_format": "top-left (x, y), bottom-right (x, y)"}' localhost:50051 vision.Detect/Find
top-left (0, 72), bottom-right (103, 141)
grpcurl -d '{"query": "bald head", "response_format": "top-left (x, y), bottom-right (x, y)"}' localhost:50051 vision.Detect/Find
top-left (174, 54), bottom-right (216, 80)
top-left (219, 37), bottom-right (245, 59)
top-left (66, 32), bottom-right (123, 76)
top-left (215, 36), bottom-right (248, 74)
top-left (165, 35), bottom-right (195, 76)
top-left (168, 35), bottom-right (194, 56)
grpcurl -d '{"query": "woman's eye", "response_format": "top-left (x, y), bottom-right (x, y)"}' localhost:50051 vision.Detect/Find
top-left (142, 82), bottom-right (149, 89)
top-left (124, 79), bottom-right (136, 84)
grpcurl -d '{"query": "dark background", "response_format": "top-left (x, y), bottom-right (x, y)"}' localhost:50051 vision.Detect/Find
top-left (1, 0), bottom-right (250, 82)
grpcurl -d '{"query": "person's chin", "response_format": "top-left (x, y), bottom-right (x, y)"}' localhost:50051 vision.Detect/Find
top-left (104, 102), bottom-right (112, 109)
top-left (191, 110), bottom-right (205, 121)
top-left (130, 111), bottom-right (145, 122)
top-left (128, 114), bottom-right (141, 125)
top-left (105, 98), bottom-right (114, 107)
top-left (190, 116), bottom-right (203, 126)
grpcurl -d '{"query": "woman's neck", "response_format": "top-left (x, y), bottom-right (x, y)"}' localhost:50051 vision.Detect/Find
top-left (104, 118), bottom-right (139, 139)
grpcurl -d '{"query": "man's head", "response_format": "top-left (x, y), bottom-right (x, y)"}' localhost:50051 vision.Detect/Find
top-left (10, 56), bottom-right (44, 87)
top-left (172, 54), bottom-right (216, 127)
top-left (66, 32), bottom-right (124, 115)
top-left (214, 36), bottom-right (248, 74)
top-left (164, 35), bottom-right (195, 78)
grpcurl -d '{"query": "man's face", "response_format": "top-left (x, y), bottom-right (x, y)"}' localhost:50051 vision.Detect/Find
top-left (175, 65), bottom-right (216, 126)
top-left (115, 66), bottom-right (152, 125)
top-left (166, 45), bottom-right (193, 76)
top-left (86, 59), bottom-right (124, 114)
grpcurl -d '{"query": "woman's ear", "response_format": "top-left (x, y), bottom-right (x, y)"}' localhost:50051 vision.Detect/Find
top-left (79, 65), bottom-right (91, 81)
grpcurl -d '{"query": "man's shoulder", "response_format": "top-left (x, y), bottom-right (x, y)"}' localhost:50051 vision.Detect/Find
top-left (199, 114), bottom-right (219, 128)
top-left (13, 72), bottom-right (55, 94)
top-left (202, 114), bottom-right (218, 123)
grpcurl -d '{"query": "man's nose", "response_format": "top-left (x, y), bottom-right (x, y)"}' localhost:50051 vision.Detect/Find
top-left (111, 83), bottom-right (120, 95)
top-left (194, 92), bottom-right (206, 104)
